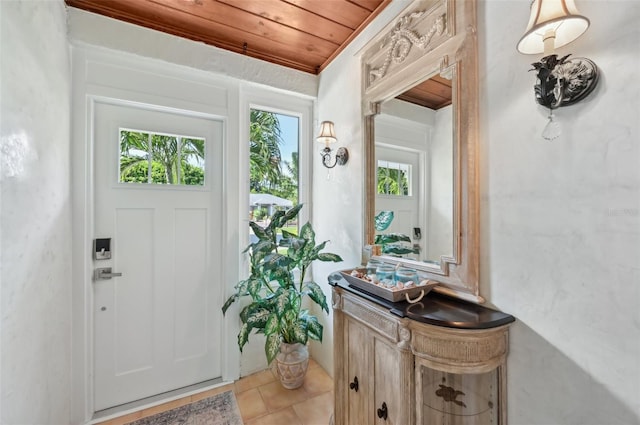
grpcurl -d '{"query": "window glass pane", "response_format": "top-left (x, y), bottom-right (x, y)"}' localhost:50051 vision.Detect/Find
top-left (119, 130), bottom-right (151, 183)
top-left (151, 134), bottom-right (176, 184)
top-left (249, 109), bottom-right (299, 238)
top-left (180, 137), bottom-right (205, 186)
top-left (377, 160), bottom-right (411, 196)
top-left (119, 128), bottom-right (205, 186)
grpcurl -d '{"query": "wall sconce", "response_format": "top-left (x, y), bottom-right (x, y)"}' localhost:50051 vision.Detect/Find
top-left (317, 121), bottom-right (348, 168)
top-left (517, 0), bottom-right (599, 140)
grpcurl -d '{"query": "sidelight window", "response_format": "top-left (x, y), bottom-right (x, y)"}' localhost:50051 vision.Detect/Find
top-left (249, 109), bottom-right (299, 230)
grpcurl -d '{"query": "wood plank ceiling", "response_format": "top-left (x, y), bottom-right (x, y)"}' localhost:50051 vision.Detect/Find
top-left (65, 0), bottom-right (392, 75)
top-left (397, 75), bottom-right (453, 110)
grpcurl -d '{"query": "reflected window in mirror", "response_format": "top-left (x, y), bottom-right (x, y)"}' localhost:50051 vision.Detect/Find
top-left (377, 160), bottom-right (411, 196)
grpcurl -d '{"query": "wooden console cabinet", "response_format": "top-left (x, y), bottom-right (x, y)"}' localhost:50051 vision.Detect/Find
top-left (331, 277), bottom-right (514, 425)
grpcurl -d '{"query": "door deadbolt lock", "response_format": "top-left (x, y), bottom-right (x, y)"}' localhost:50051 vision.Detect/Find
top-left (94, 267), bottom-right (123, 281)
top-left (93, 238), bottom-right (112, 260)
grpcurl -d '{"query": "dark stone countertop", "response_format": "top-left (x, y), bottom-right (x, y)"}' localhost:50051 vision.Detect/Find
top-left (328, 272), bottom-right (515, 330)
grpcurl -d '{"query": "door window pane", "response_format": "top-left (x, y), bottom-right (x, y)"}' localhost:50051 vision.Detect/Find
top-left (377, 160), bottom-right (411, 196)
top-left (119, 129), bottom-right (205, 186)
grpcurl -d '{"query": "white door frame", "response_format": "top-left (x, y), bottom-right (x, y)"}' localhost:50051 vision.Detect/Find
top-left (70, 47), bottom-right (240, 423)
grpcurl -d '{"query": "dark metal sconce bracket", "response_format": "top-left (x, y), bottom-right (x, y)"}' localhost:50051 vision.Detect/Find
top-left (321, 146), bottom-right (349, 168)
top-left (530, 54), bottom-right (599, 109)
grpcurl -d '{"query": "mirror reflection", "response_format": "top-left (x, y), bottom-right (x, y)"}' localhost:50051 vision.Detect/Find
top-left (373, 71), bottom-right (453, 266)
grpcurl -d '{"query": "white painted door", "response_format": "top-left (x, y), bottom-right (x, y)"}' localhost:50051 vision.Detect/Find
top-left (375, 146), bottom-right (423, 259)
top-left (92, 101), bottom-right (223, 411)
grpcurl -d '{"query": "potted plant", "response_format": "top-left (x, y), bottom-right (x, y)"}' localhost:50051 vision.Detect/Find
top-left (222, 204), bottom-right (342, 389)
top-left (373, 210), bottom-right (419, 256)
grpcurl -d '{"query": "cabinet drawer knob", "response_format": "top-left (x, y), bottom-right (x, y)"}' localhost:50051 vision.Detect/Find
top-left (377, 402), bottom-right (388, 420)
top-left (349, 376), bottom-right (359, 392)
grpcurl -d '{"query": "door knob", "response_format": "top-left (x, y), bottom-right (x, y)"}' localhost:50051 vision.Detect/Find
top-left (349, 376), bottom-right (358, 392)
top-left (377, 402), bottom-right (388, 420)
top-left (94, 267), bottom-right (123, 281)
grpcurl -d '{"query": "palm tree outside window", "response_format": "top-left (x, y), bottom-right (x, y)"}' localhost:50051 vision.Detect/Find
top-left (119, 129), bottom-right (205, 186)
top-left (249, 109), bottom-right (299, 235)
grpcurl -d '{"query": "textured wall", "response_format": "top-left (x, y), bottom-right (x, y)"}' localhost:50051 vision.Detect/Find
top-left (316, 0), bottom-right (640, 423)
top-left (479, 1), bottom-right (640, 423)
top-left (0, 1), bottom-right (72, 423)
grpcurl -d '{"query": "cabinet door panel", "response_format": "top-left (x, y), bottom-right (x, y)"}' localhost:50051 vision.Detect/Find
top-left (346, 318), bottom-right (369, 425)
top-left (373, 336), bottom-right (401, 425)
top-left (418, 364), bottom-right (499, 425)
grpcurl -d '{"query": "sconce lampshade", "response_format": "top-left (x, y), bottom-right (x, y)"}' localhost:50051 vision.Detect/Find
top-left (517, 0), bottom-right (590, 55)
top-left (316, 121), bottom-right (337, 147)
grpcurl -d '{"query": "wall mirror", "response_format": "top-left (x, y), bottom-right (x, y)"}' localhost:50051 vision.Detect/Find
top-left (362, 0), bottom-right (480, 302)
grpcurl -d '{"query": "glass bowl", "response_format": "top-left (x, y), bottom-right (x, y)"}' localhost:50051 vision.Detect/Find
top-left (376, 264), bottom-right (396, 288)
top-left (394, 267), bottom-right (419, 287)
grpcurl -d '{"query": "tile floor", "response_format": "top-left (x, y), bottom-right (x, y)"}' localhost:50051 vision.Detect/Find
top-left (97, 358), bottom-right (334, 425)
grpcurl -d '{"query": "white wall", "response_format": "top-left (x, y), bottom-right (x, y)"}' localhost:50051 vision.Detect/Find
top-left (479, 1), bottom-right (640, 423)
top-left (0, 1), bottom-right (72, 424)
top-left (316, 0), bottom-right (640, 423)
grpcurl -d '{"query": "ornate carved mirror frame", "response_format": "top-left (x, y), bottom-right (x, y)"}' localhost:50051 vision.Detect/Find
top-left (362, 0), bottom-right (481, 302)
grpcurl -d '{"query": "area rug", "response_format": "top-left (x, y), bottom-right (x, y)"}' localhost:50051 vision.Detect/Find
top-left (129, 390), bottom-right (243, 425)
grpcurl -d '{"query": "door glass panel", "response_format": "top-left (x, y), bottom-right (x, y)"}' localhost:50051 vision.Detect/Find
top-left (420, 365), bottom-right (498, 424)
top-left (249, 109), bottom-right (299, 235)
top-left (119, 128), bottom-right (205, 186)
top-left (377, 160), bottom-right (411, 196)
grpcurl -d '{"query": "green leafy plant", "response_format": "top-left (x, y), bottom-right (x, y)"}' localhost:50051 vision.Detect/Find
top-left (374, 233), bottom-right (417, 255)
top-left (253, 207), bottom-right (268, 221)
top-left (373, 211), bottom-right (418, 256)
top-left (222, 204), bottom-right (343, 364)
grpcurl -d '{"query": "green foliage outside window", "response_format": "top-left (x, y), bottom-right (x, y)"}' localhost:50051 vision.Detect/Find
top-left (118, 110), bottom-right (298, 198)
top-left (253, 207), bottom-right (268, 221)
top-left (377, 165), bottom-right (409, 196)
top-left (249, 110), bottom-right (298, 205)
top-left (120, 160), bottom-right (204, 185)
top-left (119, 130), bottom-right (205, 186)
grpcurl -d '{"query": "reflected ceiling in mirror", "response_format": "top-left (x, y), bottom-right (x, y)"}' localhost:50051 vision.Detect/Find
top-left (396, 75), bottom-right (452, 110)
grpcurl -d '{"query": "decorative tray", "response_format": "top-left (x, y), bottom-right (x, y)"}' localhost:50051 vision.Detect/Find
top-left (339, 268), bottom-right (439, 304)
